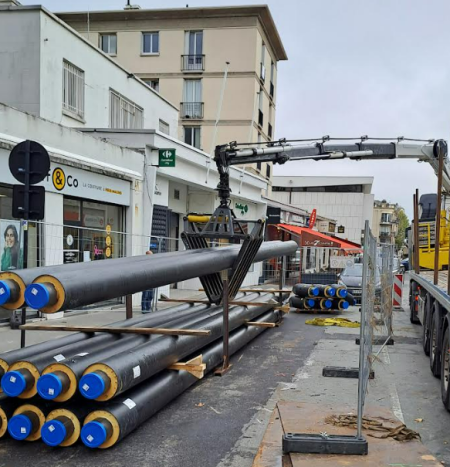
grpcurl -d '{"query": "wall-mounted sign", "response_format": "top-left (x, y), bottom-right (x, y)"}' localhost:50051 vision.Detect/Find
top-left (66, 234), bottom-right (74, 247)
top-left (63, 250), bottom-right (78, 264)
top-left (266, 207), bottom-right (281, 225)
top-left (307, 209), bottom-right (317, 229)
top-left (330, 255), bottom-right (355, 269)
top-left (337, 225), bottom-right (345, 234)
top-left (159, 149), bottom-right (176, 167)
top-left (1, 149), bottom-right (131, 206)
top-left (300, 230), bottom-right (341, 248)
top-left (235, 202), bottom-right (249, 216)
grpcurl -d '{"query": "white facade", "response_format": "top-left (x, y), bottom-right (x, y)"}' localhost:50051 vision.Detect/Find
top-left (0, 5), bottom-right (178, 134)
top-left (80, 128), bottom-right (268, 289)
top-left (271, 176), bottom-right (374, 244)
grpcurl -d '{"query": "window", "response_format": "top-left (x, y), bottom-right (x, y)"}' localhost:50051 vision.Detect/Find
top-left (109, 90), bottom-right (144, 129)
top-left (159, 119), bottom-right (170, 135)
top-left (380, 226), bottom-right (391, 234)
top-left (182, 79), bottom-right (203, 118)
top-left (258, 88), bottom-right (264, 127)
top-left (266, 164), bottom-right (271, 179)
top-left (381, 213), bottom-right (392, 223)
top-left (184, 126), bottom-right (201, 149)
top-left (143, 79), bottom-right (159, 92)
top-left (186, 31), bottom-right (203, 56)
top-left (270, 61), bottom-right (275, 98)
top-left (142, 32), bottom-right (159, 54)
top-left (62, 60), bottom-right (85, 119)
top-left (100, 34), bottom-right (117, 55)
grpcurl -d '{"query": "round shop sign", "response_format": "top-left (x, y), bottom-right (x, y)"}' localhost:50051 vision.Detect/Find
top-left (105, 236), bottom-right (112, 247)
top-left (66, 234), bottom-right (74, 247)
top-left (52, 167), bottom-right (66, 191)
top-left (106, 224), bottom-right (112, 235)
top-left (105, 247), bottom-right (112, 258)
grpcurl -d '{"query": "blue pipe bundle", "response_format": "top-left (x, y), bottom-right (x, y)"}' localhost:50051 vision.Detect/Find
top-left (290, 283), bottom-right (354, 312)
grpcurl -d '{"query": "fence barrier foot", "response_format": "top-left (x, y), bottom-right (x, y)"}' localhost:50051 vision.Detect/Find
top-left (282, 433), bottom-right (368, 455)
top-left (322, 366), bottom-right (374, 379)
top-left (355, 337), bottom-right (394, 345)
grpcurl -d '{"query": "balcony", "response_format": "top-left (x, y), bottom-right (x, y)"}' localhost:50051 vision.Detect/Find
top-left (270, 81), bottom-right (274, 98)
top-left (180, 102), bottom-right (204, 119)
top-left (379, 233), bottom-right (393, 244)
top-left (258, 109), bottom-right (264, 127)
top-left (268, 123), bottom-right (273, 139)
top-left (260, 62), bottom-right (266, 82)
top-left (181, 55), bottom-right (205, 72)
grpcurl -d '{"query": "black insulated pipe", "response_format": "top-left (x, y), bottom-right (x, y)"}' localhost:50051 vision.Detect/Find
top-left (80, 293), bottom-right (283, 401)
top-left (27, 241), bottom-right (297, 313)
top-left (81, 309), bottom-right (280, 448)
top-left (0, 300), bottom-right (216, 381)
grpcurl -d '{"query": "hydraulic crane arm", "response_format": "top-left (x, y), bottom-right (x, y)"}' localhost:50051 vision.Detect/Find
top-left (220, 139), bottom-right (449, 191)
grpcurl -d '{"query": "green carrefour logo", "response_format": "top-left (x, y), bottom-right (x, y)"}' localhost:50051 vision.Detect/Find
top-left (235, 203), bottom-right (249, 216)
top-left (159, 149), bottom-right (176, 167)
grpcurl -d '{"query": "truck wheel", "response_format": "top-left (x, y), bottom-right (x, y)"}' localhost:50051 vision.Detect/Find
top-left (423, 296), bottom-right (431, 356)
top-left (441, 327), bottom-right (450, 410)
top-left (430, 303), bottom-right (441, 378)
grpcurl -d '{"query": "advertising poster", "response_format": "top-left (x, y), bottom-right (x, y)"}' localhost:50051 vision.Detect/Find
top-left (0, 220), bottom-right (23, 271)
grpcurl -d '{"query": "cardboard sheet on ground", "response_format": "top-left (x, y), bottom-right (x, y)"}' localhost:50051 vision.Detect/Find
top-left (252, 401), bottom-right (441, 467)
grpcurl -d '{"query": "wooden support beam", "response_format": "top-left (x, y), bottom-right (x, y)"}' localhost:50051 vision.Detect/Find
top-left (246, 321), bottom-right (276, 328)
top-left (161, 297), bottom-right (290, 313)
top-left (169, 355), bottom-right (206, 379)
top-left (19, 324), bottom-right (211, 337)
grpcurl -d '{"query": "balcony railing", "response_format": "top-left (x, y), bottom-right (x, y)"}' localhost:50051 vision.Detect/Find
top-left (258, 109), bottom-right (264, 127)
top-left (181, 102), bottom-right (204, 119)
top-left (270, 81), bottom-right (274, 98)
top-left (268, 123), bottom-right (273, 139)
top-left (181, 55), bottom-right (205, 72)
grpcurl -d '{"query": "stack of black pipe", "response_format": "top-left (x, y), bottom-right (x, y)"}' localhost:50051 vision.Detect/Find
top-left (289, 283), bottom-right (356, 312)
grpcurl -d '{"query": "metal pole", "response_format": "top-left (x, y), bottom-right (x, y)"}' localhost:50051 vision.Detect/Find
top-left (215, 270), bottom-right (231, 376)
top-left (151, 237), bottom-right (163, 313)
top-left (125, 295), bottom-right (133, 320)
top-left (356, 221), bottom-right (369, 439)
top-left (413, 190), bottom-right (420, 274)
top-left (434, 151), bottom-right (444, 284)
top-left (20, 140), bottom-right (31, 349)
top-left (278, 256), bottom-right (285, 304)
top-left (206, 61), bottom-right (230, 182)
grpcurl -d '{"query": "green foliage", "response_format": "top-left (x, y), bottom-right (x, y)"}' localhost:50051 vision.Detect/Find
top-left (395, 208), bottom-right (409, 250)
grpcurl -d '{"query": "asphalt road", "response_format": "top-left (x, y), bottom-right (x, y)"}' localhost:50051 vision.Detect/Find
top-left (0, 312), bottom-right (325, 467)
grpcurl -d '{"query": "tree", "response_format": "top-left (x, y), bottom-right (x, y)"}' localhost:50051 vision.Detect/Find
top-left (395, 208), bottom-right (409, 250)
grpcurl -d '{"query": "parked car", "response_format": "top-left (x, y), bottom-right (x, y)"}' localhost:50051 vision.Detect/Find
top-left (338, 263), bottom-right (381, 304)
top-left (400, 257), bottom-right (409, 273)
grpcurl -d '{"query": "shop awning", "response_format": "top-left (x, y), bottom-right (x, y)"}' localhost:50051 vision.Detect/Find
top-left (278, 224), bottom-right (361, 250)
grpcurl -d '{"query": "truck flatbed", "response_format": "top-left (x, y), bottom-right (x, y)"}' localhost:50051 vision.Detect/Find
top-left (409, 270), bottom-right (450, 310)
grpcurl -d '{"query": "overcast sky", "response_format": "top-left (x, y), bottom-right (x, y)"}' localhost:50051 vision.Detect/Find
top-left (22, 0), bottom-right (450, 217)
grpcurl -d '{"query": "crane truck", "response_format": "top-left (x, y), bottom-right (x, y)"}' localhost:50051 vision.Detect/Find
top-left (184, 136), bottom-right (450, 409)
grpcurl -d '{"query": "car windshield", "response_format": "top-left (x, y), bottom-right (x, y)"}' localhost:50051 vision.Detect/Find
top-left (342, 264), bottom-right (363, 277)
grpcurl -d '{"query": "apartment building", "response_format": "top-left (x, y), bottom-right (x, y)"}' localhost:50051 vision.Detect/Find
top-left (372, 200), bottom-right (399, 245)
top-left (57, 5), bottom-right (288, 180)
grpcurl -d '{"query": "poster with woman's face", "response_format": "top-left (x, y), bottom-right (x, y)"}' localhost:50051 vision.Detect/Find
top-left (0, 220), bottom-right (23, 271)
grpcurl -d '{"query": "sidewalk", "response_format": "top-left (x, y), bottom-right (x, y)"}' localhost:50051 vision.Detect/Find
top-left (0, 288), bottom-right (204, 353)
top-left (218, 276), bottom-right (450, 466)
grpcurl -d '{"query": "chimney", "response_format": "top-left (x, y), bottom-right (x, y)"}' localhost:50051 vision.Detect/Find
top-left (124, 0), bottom-right (141, 9)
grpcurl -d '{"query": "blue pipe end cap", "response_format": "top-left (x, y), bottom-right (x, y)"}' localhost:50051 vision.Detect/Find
top-left (327, 288), bottom-right (336, 297)
top-left (324, 299), bottom-right (332, 309)
top-left (0, 281), bottom-right (11, 306)
top-left (8, 414), bottom-right (32, 440)
top-left (42, 420), bottom-right (67, 447)
top-left (79, 373), bottom-right (105, 400)
top-left (81, 421), bottom-right (107, 448)
top-left (1, 371), bottom-right (27, 397)
top-left (306, 299), bottom-right (315, 308)
top-left (24, 283), bottom-right (50, 310)
top-left (37, 373), bottom-right (62, 400)
top-left (338, 289), bottom-right (348, 298)
top-left (310, 287), bottom-right (319, 296)
top-left (341, 301), bottom-right (350, 310)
